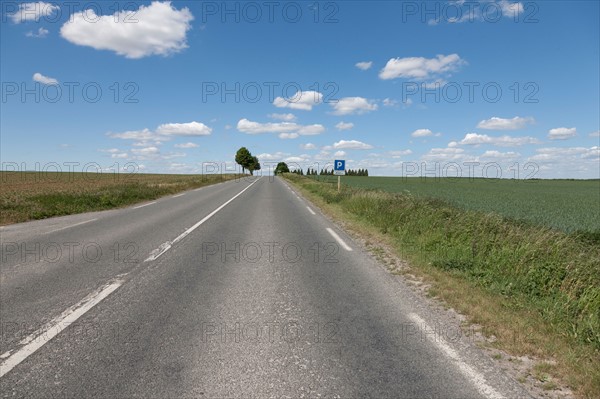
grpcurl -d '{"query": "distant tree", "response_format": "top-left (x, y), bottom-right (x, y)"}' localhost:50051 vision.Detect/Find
top-left (274, 162), bottom-right (290, 175)
top-left (247, 156), bottom-right (260, 175)
top-left (235, 147), bottom-right (254, 174)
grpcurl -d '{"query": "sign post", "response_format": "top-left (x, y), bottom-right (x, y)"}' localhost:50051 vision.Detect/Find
top-left (333, 160), bottom-right (345, 192)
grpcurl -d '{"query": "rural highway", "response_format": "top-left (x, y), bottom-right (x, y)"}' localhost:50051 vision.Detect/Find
top-left (0, 176), bottom-right (530, 398)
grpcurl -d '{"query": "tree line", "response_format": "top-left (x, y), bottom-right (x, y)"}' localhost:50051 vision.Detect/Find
top-left (289, 166), bottom-right (369, 176)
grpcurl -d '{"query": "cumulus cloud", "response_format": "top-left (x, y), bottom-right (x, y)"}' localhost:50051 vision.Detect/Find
top-left (383, 98), bottom-right (398, 107)
top-left (411, 129), bottom-right (433, 138)
top-left (9, 2), bottom-right (59, 23)
top-left (156, 122), bottom-right (211, 136)
top-left (174, 142), bottom-right (199, 148)
top-left (480, 150), bottom-right (521, 160)
top-left (388, 150), bottom-right (413, 158)
top-left (355, 61), bottom-right (373, 70)
top-left (333, 140), bottom-right (374, 150)
top-left (237, 118), bottom-right (325, 137)
top-left (335, 122), bottom-right (354, 131)
top-left (33, 72), bottom-right (58, 85)
top-left (334, 150), bottom-right (346, 157)
top-left (268, 113), bottom-right (296, 121)
top-left (109, 121), bottom-right (212, 141)
top-left (300, 143), bottom-right (317, 150)
top-left (459, 133), bottom-right (540, 147)
top-left (548, 127), bottom-right (577, 140)
top-left (421, 147), bottom-right (468, 162)
top-left (273, 90), bottom-right (323, 111)
top-left (477, 116), bottom-right (535, 130)
top-left (279, 133), bottom-right (299, 139)
top-left (590, 131), bottom-right (600, 138)
top-left (330, 97), bottom-right (378, 115)
top-left (26, 27), bottom-right (49, 38)
top-left (60, 1), bottom-right (194, 59)
top-left (379, 54), bottom-right (465, 80)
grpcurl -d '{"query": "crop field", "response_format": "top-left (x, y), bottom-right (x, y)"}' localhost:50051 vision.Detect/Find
top-left (0, 171), bottom-right (242, 225)
top-left (312, 176), bottom-right (600, 234)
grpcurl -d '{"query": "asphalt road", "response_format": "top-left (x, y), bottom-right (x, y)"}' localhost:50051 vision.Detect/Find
top-left (0, 176), bottom-right (531, 398)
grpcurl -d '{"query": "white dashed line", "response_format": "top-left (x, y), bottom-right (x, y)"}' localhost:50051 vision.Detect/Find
top-left (407, 313), bottom-right (504, 399)
top-left (326, 228), bottom-right (352, 251)
top-left (145, 178), bottom-right (261, 262)
top-left (0, 277), bottom-right (125, 378)
top-left (306, 207), bottom-right (316, 215)
top-left (45, 218), bottom-right (97, 234)
top-left (133, 201), bottom-right (156, 209)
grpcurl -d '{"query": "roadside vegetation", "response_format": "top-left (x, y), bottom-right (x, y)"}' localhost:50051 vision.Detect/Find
top-left (0, 171), bottom-right (241, 225)
top-left (283, 173), bottom-right (600, 398)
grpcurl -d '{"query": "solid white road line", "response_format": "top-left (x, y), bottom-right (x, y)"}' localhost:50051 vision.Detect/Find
top-left (133, 201), bottom-right (156, 209)
top-left (172, 193), bottom-right (185, 198)
top-left (306, 206), bottom-right (316, 215)
top-left (145, 178), bottom-right (261, 262)
top-left (45, 218), bottom-right (97, 234)
top-left (0, 277), bottom-right (125, 378)
top-left (407, 313), bottom-right (504, 399)
top-left (326, 228), bottom-right (352, 251)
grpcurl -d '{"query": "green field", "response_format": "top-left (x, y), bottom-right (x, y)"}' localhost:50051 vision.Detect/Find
top-left (312, 176), bottom-right (600, 234)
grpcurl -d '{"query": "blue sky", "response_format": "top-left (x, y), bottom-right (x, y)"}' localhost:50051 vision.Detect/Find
top-left (1, 1), bottom-right (599, 178)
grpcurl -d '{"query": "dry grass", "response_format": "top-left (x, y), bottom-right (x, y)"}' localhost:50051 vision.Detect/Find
top-left (0, 171), bottom-right (242, 225)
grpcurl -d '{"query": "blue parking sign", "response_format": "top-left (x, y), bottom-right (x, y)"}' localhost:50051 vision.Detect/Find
top-left (334, 160), bottom-right (345, 175)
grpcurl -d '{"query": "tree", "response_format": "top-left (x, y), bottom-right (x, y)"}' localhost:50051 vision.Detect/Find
top-left (235, 147), bottom-right (253, 173)
top-left (247, 156), bottom-right (260, 175)
top-left (274, 162), bottom-right (290, 175)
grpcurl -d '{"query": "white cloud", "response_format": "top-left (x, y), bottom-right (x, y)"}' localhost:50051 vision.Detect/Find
top-left (590, 131), bottom-right (600, 138)
top-left (477, 116), bottom-right (534, 130)
top-left (330, 97), bottom-right (378, 115)
top-left (334, 150), bottom-right (346, 157)
top-left (379, 54), bottom-right (465, 80)
top-left (421, 147), bottom-right (468, 162)
top-left (355, 61), bottom-right (373, 70)
top-left (388, 150), bottom-right (413, 158)
top-left (26, 27), bottom-right (49, 38)
top-left (258, 152), bottom-right (290, 161)
top-left (268, 113), bottom-right (296, 121)
top-left (9, 2), bottom-right (59, 23)
top-left (529, 147), bottom-right (599, 164)
top-left (459, 133), bottom-right (540, 147)
top-left (279, 133), bottom-right (299, 139)
top-left (109, 121), bottom-right (212, 141)
top-left (237, 118), bottom-right (325, 136)
top-left (335, 121), bottom-right (354, 131)
top-left (383, 98), bottom-right (398, 107)
top-left (498, 0), bottom-right (525, 17)
top-left (480, 150), bottom-right (521, 160)
top-left (60, 2), bottom-right (194, 59)
top-left (174, 142), bottom-right (199, 148)
top-left (333, 140), bottom-right (374, 150)
top-left (157, 122), bottom-right (212, 136)
top-left (411, 129), bottom-right (433, 138)
top-left (300, 143), bottom-right (317, 150)
top-left (132, 146), bottom-right (159, 155)
top-left (548, 127), bottom-right (577, 140)
top-left (101, 148), bottom-right (129, 159)
top-left (33, 72), bottom-right (58, 85)
top-left (273, 90), bottom-right (323, 111)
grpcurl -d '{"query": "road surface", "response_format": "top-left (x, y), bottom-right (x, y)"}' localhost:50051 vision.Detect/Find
top-left (0, 176), bottom-right (530, 398)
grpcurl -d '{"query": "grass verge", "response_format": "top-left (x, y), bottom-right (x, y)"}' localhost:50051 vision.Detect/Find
top-left (0, 172), bottom-right (243, 225)
top-left (283, 173), bottom-right (600, 398)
